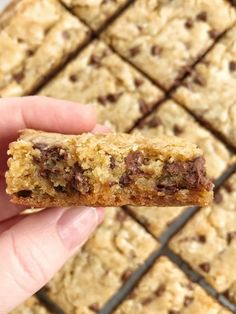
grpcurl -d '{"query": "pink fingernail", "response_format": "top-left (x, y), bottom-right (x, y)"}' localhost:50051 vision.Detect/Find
top-left (57, 207), bottom-right (99, 250)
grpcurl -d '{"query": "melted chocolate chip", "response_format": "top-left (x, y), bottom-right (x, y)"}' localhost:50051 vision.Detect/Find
top-left (116, 210), bottom-right (127, 222)
top-left (106, 92), bottom-right (122, 103)
top-left (229, 61), bottom-right (236, 72)
top-left (146, 116), bottom-right (161, 128)
top-left (69, 74), bottom-right (78, 82)
top-left (155, 284), bottom-right (166, 297)
top-left (151, 45), bottom-right (162, 56)
top-left (110, 155), bottom-right (116, 169)
top-left (184, 296), bottom-right (194, 307)
top-left (134, 78), bottom-right (144, 87)
top-left (185, 18), bottom-right (194, 29)
top-left (139, 99), bottom-right (152, 114)
top-left (71, 163), bottom-right (90, 194)
top-left (89, 55), bottom-right (101, 67)
top-left (119, 172), bottom-right (132, 187)
top-left (16, 190), bottom-right (32, 198)
top-left (223, 181), bottom-right (233, 193)
top-left (227, 232), bottom-right (236, 245)
top-left (97, 95), bottom-right (107, 105)
top-left (197, 234), bottom-right (206, 243)
top-left (173, 124), bottom-right (183, 135)
top-left (88, 303), bottom-right (100, 312)
top-left (125, 151), bottom-right (144, 175)
top-left (141, 296), bottom-right (153, 305)
top-left (169, 311), bottom-right (180, 314)
top-left (199, 262), bottom-right (210, 273)
top-left (121, 269), bottom-right (133, 281)
top-left (196, 11), bottom-right (207, 21)
top-left (214, 190), bottom-right (223, 204)
top-left (54, 185), bottom-right (66, 193)
top-left (130, 46), bottom-right (141, 57)
top-left (208, 29), bottom-right (219, 39)
top-left (27, 49), bottom-right (34, 57)
top-left (193, 74), bottom-right (206, 86)
top-left (14, 72), bottom-right (25, 83)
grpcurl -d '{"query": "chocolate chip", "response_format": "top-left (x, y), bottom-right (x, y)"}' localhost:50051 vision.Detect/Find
top-left (106, 92), bottom-right (122, 103)
top-left (185, 18), bottom-right (194, 29)
top-left (197, 235), bottom-right (206, 243)
top-left (199, 262), bottom-right (210, 273)
top-left (16, 190), bottom-right (32, 198)
top-left (134, 78), bottom-right (144, 87)
top-left (151, 45), bottom-right (162, 56)
top-left (229, 61), bottom-right (236, 72)
top-left (183, 296), bottom-right (194, 307)
top-left (62, 30), bottom-right (70, 39)
top-left (155, 284), bottom-right (166, 297)
top-left (139, 99), bottom-right (152, 114)
top-left (130, 46), bottom-right (141, 57)
top-left (227, 232), bottom-right (236, 245)
top-left (186, 282), bottom-right (194, 290)
top-left (116, 210), bottom-right (127, 222)
top-left (146, 116), bottom-right (161, 128)
top-left (223, 182), bottom-right (233, 193)
top-left (169, 311), bottom-right (180, 314)
top-left (173, 124), bottom-right (183, 135)
top-left (119, 172), bottom-right (132, 187)
top-left (27, 49), bottom-right (34, 57)
top-left (110, 155), bottom-right (116, 169)
top-left (121, 269), bottom-right (133, 281)
top-left (97, 95), bottom-right (107, 105)
top-left (193, 74), bottom-right (206, 86)
top-left (55, 185), bottom-right (66, 193)
top-left (89, 55), bottom-right (101, 67)
top-left (196, 11), bottom-right (207, 21)
top-left (214, 190), bottom-right (223, 204)
top-left (14, 72), bottom-right (25, 83)
top-left (69, 74), bottom-right (78, 82)
top-left (208, 29), bottom-right (219, 39)
top-left (141, 296), bottom-right (153, 305)
top-left (71, 163), bottom-right (90, 194)
top-left (88, 303), bottom-right (100, 312)
top-left (125, 151), bottom-right (144, 175)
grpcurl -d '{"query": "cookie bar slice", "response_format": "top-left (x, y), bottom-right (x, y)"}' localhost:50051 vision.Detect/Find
top-left (0, 0), bottom-right (90, 97)
top-left (103, 0), bottom-right (236, 90)
top-left (45, 207), bottom-right (157, 313)
top-left (115, 256), bottom-right (231, 314)
top-left (170, 173), bottom-right (236, 304)
top-left (6, 129), bottom-right (213, 207)
top-left (10, 296), bottom-right (51, 314)
top-left (60, 0), bottom-right (128, 30)
top-left (39, 40), bottom-right (163, 132)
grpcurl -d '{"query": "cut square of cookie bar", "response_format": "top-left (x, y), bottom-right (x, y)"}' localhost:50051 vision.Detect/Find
top-left (173, 25), bottom-right (236, 148)
top-left (114, 256), bottom-right (230, 314)
top-left (0, 0), bottom-right (90, 97)
top-left (6, 130), bottom-right (213, 208)
top-left (60, 0), bottom-right (128, 30)
top-left (127, 100), bottom-right (231, 238)
top-left (39, 40), bottom-right (164, 132)
top-left (10, 296), bottom-right (50, 314)
top-left (170, 173), bottom-right (236, 304)
top-left (45, 207), bottom-right (158, 314)
top-left (103, 0), bottom-right (236, 90)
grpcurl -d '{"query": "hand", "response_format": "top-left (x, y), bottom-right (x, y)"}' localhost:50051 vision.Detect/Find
top-left (0, 96), bottom-right (105, 313)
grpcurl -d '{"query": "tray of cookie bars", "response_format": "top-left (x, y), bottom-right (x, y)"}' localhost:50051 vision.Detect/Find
top-left (1, 0), bottom-right (236, 313)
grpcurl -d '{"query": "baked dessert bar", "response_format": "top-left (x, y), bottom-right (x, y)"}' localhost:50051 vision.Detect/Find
top-left (10, 296), bottom-right (50, 314)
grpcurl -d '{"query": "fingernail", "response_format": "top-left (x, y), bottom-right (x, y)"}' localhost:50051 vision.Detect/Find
top-left (57, 207), bottom-right (99, 250)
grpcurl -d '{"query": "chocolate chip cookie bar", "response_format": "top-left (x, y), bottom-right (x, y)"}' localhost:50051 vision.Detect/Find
top-left (103, 0), bottom-right (236, 90)
top-left (6, 129), bottom-right (213, 208)
top-left (60, 0), bottom-right (128, 30)
top-left (10, 296), bottom-right (50, 314)
top-left (39, 40), bottom-right (163, 132)
top-left (170, 173), bottom-right (236, 303)
top-left (0, 0), bottom-right (90, 97)
top-left (173, 25), bottom-right (236, 148)
top-left (115, 256), bottom-right (230, 314)
top-left (46, 207), bottom-right (158, 313)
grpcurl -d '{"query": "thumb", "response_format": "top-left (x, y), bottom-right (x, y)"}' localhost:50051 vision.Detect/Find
top-left (0, 206), bottom-right (104, 313)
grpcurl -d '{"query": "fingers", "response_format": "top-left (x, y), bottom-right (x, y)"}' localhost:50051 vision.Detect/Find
top-left (0, 206), bottom-right (105, 313)
top-left (0, 96), bottom-right (97, 172)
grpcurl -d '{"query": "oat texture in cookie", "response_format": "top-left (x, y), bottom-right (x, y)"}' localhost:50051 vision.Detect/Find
top-left (0, 0), bottom-right (89, 97)
top-left (170, 173), bottom-right (236, 304)
top-left (60, 0), bottom-right (128, 30)
top-left (10, 296), bottom-right (51, 314)
top-left (46, 207), bottom-right (158, 314)
top-left (174, 25), bottom-right (236, 148)
top-left (103, 0), bottom-right (236, 89)
top-left (115, 256), bottom-right (230, 314)
top-left (39, 40), bottom-right (163, 131)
